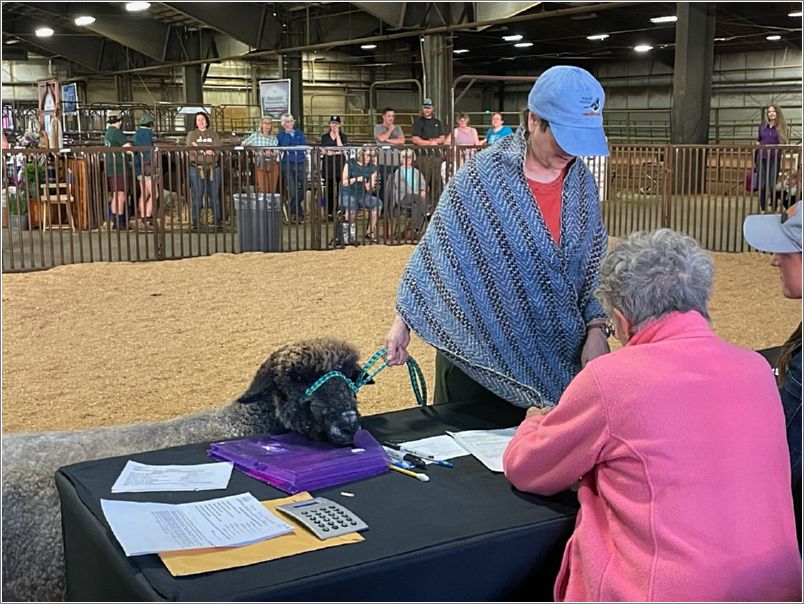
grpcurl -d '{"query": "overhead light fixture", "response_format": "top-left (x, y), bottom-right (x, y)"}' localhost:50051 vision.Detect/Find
top-left (360, 44), bottom-right (377, 50)
top-left (766, 34), bottom-right (782, 41)
top-left (514, 42), bottom-right (533, 48)
top-left (74, 16), bottom-right (96, 26)
top-left (125, 2), bottom-right (151, 12)
top-left (714, 37), bottom-right (728, 42)
top-left (502, 34), bottom-right (523, 42)
top-left (5, 38), bottom-right (19, 45)
top-left (789, 11), bottom-right (803, 17)
top-left (453, 48), bottom-right (469, 54)
top-left (587, 34), bottom-right (610, 41)
top-left (35, 27), bottom-right (54, 37)
top-left (650, 16), bottom-right (677, 23)
top-left (634, 44), bottom-right (653, 52)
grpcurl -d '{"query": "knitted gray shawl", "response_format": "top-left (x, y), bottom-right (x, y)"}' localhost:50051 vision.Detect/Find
top-left (396, 127), bottom-right (607, 407)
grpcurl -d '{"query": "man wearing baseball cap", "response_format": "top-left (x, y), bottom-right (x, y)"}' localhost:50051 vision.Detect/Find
top-left (387, 66), bottom-right (611, 419)
top-left (411, 97), bottom-right (446, 204)
top-left (104, 113), bottom-right (132, 229)
top-left (744, 201), bottom-right (802, 545)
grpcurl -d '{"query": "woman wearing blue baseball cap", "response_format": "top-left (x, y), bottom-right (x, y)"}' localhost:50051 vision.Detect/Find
top-left (385, 66), bottom-right (610, 413)
top-left (744, 201), bottom-right (802, 547)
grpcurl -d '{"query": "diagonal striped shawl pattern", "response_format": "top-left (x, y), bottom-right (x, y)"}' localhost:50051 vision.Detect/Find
top-left (396, 127), bottom-right (607, 407)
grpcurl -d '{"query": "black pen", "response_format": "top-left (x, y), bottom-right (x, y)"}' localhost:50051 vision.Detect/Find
top-left (383, 443), bottom-right (427, 469)
top-left (383, 441), bottom-right (454, 468)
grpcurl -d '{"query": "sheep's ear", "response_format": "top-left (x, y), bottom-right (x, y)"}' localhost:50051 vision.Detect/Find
top-left (237, 370), bottom-right (276, 404)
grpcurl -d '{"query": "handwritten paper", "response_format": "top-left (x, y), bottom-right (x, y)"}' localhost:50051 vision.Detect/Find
top-left (446, 428), bottom-right (517, 472)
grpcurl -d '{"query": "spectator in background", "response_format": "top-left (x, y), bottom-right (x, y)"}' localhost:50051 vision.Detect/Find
top-left (756, 104), bottom-right (789, 212)
top-left (484, 112), bottom-right (513, 146)
top-left (374, 107), bottom-right (406, 204)
top-left (320, 115), bottom-right (348, 219)
top-left (133, 113), bottom-right (155, 228)
top-left (411, 98), bottom-right (445, 206)
top-left (104, 114), bottom-right (132, 230)
top-left (503, 228), bottom-right (803, 602)
top-left (445, 112), bottom-right (480, 147)
top-left (277, 112), bottom-right (308, 223)
top-left (744, 201), bottom-right (802, 548)
top-left (444, 112), bottom-right (481, 182)
top-left (388, 147), bottom-right (428, 236)
top-left (186, 111), bottom-right (223, 230)
top-left (340, 145), bottom-right (381, 244)
top-left (242, 116), bottom-right (279, 195)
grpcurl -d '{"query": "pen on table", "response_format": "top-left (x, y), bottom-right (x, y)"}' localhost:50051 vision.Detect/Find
top-left (383, 446), bottom-right (427, 469)
top-left (389, 458), bottom-right (416, 471)
top-left (384, 442), bottom-right (454, 468)
top-left (388, 464), bottom-right (430, 482)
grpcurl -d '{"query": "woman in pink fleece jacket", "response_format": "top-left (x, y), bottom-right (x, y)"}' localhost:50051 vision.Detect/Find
top-left (503, 229), bottom-right (802, 602)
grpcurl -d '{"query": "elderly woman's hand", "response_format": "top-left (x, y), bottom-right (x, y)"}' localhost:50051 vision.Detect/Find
top-left (581, 327), bottom-right (610, 368)
top-left (526, 405), bottom-right (553, 417)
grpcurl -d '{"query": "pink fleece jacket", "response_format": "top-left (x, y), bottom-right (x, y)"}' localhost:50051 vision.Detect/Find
top-left (503, 311), bottom-right (802, 602)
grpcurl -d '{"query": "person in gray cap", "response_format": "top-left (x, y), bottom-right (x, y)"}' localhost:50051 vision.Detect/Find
top-left (385, 66), bottom-right (610, 414)
top-left (744, 200), bottom-right (802, 546)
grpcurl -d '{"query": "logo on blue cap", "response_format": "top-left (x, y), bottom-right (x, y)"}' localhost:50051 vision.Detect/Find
top-left (527, 65), bottom-right (609, 157)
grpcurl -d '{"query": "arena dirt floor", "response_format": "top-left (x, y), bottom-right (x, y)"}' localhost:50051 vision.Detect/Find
top-left (2, 243), bottom-right (801, 434)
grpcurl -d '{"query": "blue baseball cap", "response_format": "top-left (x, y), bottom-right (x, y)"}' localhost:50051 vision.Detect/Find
top-left (743, 201), bottom-right (802, 253)
top-left (527, 65), bottom-right (609, 157)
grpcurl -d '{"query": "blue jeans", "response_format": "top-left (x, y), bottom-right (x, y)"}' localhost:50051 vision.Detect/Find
top-left (338, 190), bottom-right (382, 214)
top-left (189, 166), bottom-right (222, 225)
top-left (282, 163), bottom-right (307, 220)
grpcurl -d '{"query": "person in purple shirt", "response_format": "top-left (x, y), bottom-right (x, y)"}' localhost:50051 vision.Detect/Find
top-left (756, 104), bottom-right (789, 212)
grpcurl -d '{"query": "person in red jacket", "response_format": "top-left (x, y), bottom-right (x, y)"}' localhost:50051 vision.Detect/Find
top-left (504, 228), bottom-right (802, 602)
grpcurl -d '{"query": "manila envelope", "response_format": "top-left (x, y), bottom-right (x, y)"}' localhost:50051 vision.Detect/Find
top-left (159, 492), bottom-right (364, 576)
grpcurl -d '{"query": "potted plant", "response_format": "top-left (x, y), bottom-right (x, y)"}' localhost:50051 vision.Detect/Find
top-left (24, 161), bottom-right (46, 226)
top-left (7, 189), bottom-right (29, 231)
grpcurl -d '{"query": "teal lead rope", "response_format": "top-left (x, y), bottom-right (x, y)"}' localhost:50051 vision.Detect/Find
top-left (302, 347), bottom-right (428, 406)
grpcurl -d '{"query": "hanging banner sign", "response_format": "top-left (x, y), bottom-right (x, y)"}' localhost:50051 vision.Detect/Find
top-left (259, 79), bottom-right (291, 118)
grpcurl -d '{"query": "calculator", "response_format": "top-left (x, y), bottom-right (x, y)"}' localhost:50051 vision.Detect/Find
top-left (276, 497), bottom-right (369, 540)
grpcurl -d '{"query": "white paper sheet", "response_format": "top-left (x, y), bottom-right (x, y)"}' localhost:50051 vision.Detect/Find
top-left (446, 428), bottom-right (517, 473)
top-left (111, 460), bottom-right (234, 493)
top-left (101, 492), bottom-right (293, 556)
top-left (397, 434), bottom-right (471, 461)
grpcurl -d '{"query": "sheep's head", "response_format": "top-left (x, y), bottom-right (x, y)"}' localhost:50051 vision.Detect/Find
top-left (237, 338), bottom-right (364, 445)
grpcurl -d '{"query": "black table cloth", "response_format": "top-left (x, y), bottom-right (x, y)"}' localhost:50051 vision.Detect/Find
top-left (56, 401), bottom-right (579, 601)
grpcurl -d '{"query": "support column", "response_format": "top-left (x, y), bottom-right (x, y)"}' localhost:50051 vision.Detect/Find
top-left (671, 3), bottom-right (716, 195)
top-left (671, 2), bottom-right (716, 144)
top-left (283, 52), bottom-right (304, 131)
top-left (115, 75), bottom-right (133, 103)
top-left (422, 34), bottom-right (453, 126)
top-left (183, 64), bottom-right (204, 130)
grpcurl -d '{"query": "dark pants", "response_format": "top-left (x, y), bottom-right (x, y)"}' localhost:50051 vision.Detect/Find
top-left (324, 174), bottom-right (340, 218)
top-left (282, 163), bottom-right (307, 220)
top-left (415, 154), bottom-right (444, 210)
top-left (758, 154), bottom-right (779, 211)
top-left (434, 351), bottom-right (526, 422)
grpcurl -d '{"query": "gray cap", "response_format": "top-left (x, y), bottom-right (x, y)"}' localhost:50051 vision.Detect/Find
top-left (743, 201), bottom-right (802, 253)
top-left (422, 98), bottom-right (433, 107)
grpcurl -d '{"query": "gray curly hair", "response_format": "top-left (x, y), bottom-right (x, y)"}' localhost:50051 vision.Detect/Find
top-left (595, 229), bottom-right (714, 333)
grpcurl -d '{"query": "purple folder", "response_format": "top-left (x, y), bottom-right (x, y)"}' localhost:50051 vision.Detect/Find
top-left (208, 429), bottom-right (390, 494)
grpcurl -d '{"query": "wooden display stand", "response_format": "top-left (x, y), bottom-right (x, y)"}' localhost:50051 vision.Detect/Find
top-left (66, 157), bottom-right (91, 229)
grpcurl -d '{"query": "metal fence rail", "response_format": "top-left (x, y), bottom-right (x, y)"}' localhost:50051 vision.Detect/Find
top-left (2, 142), bottom-right (801, 271)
